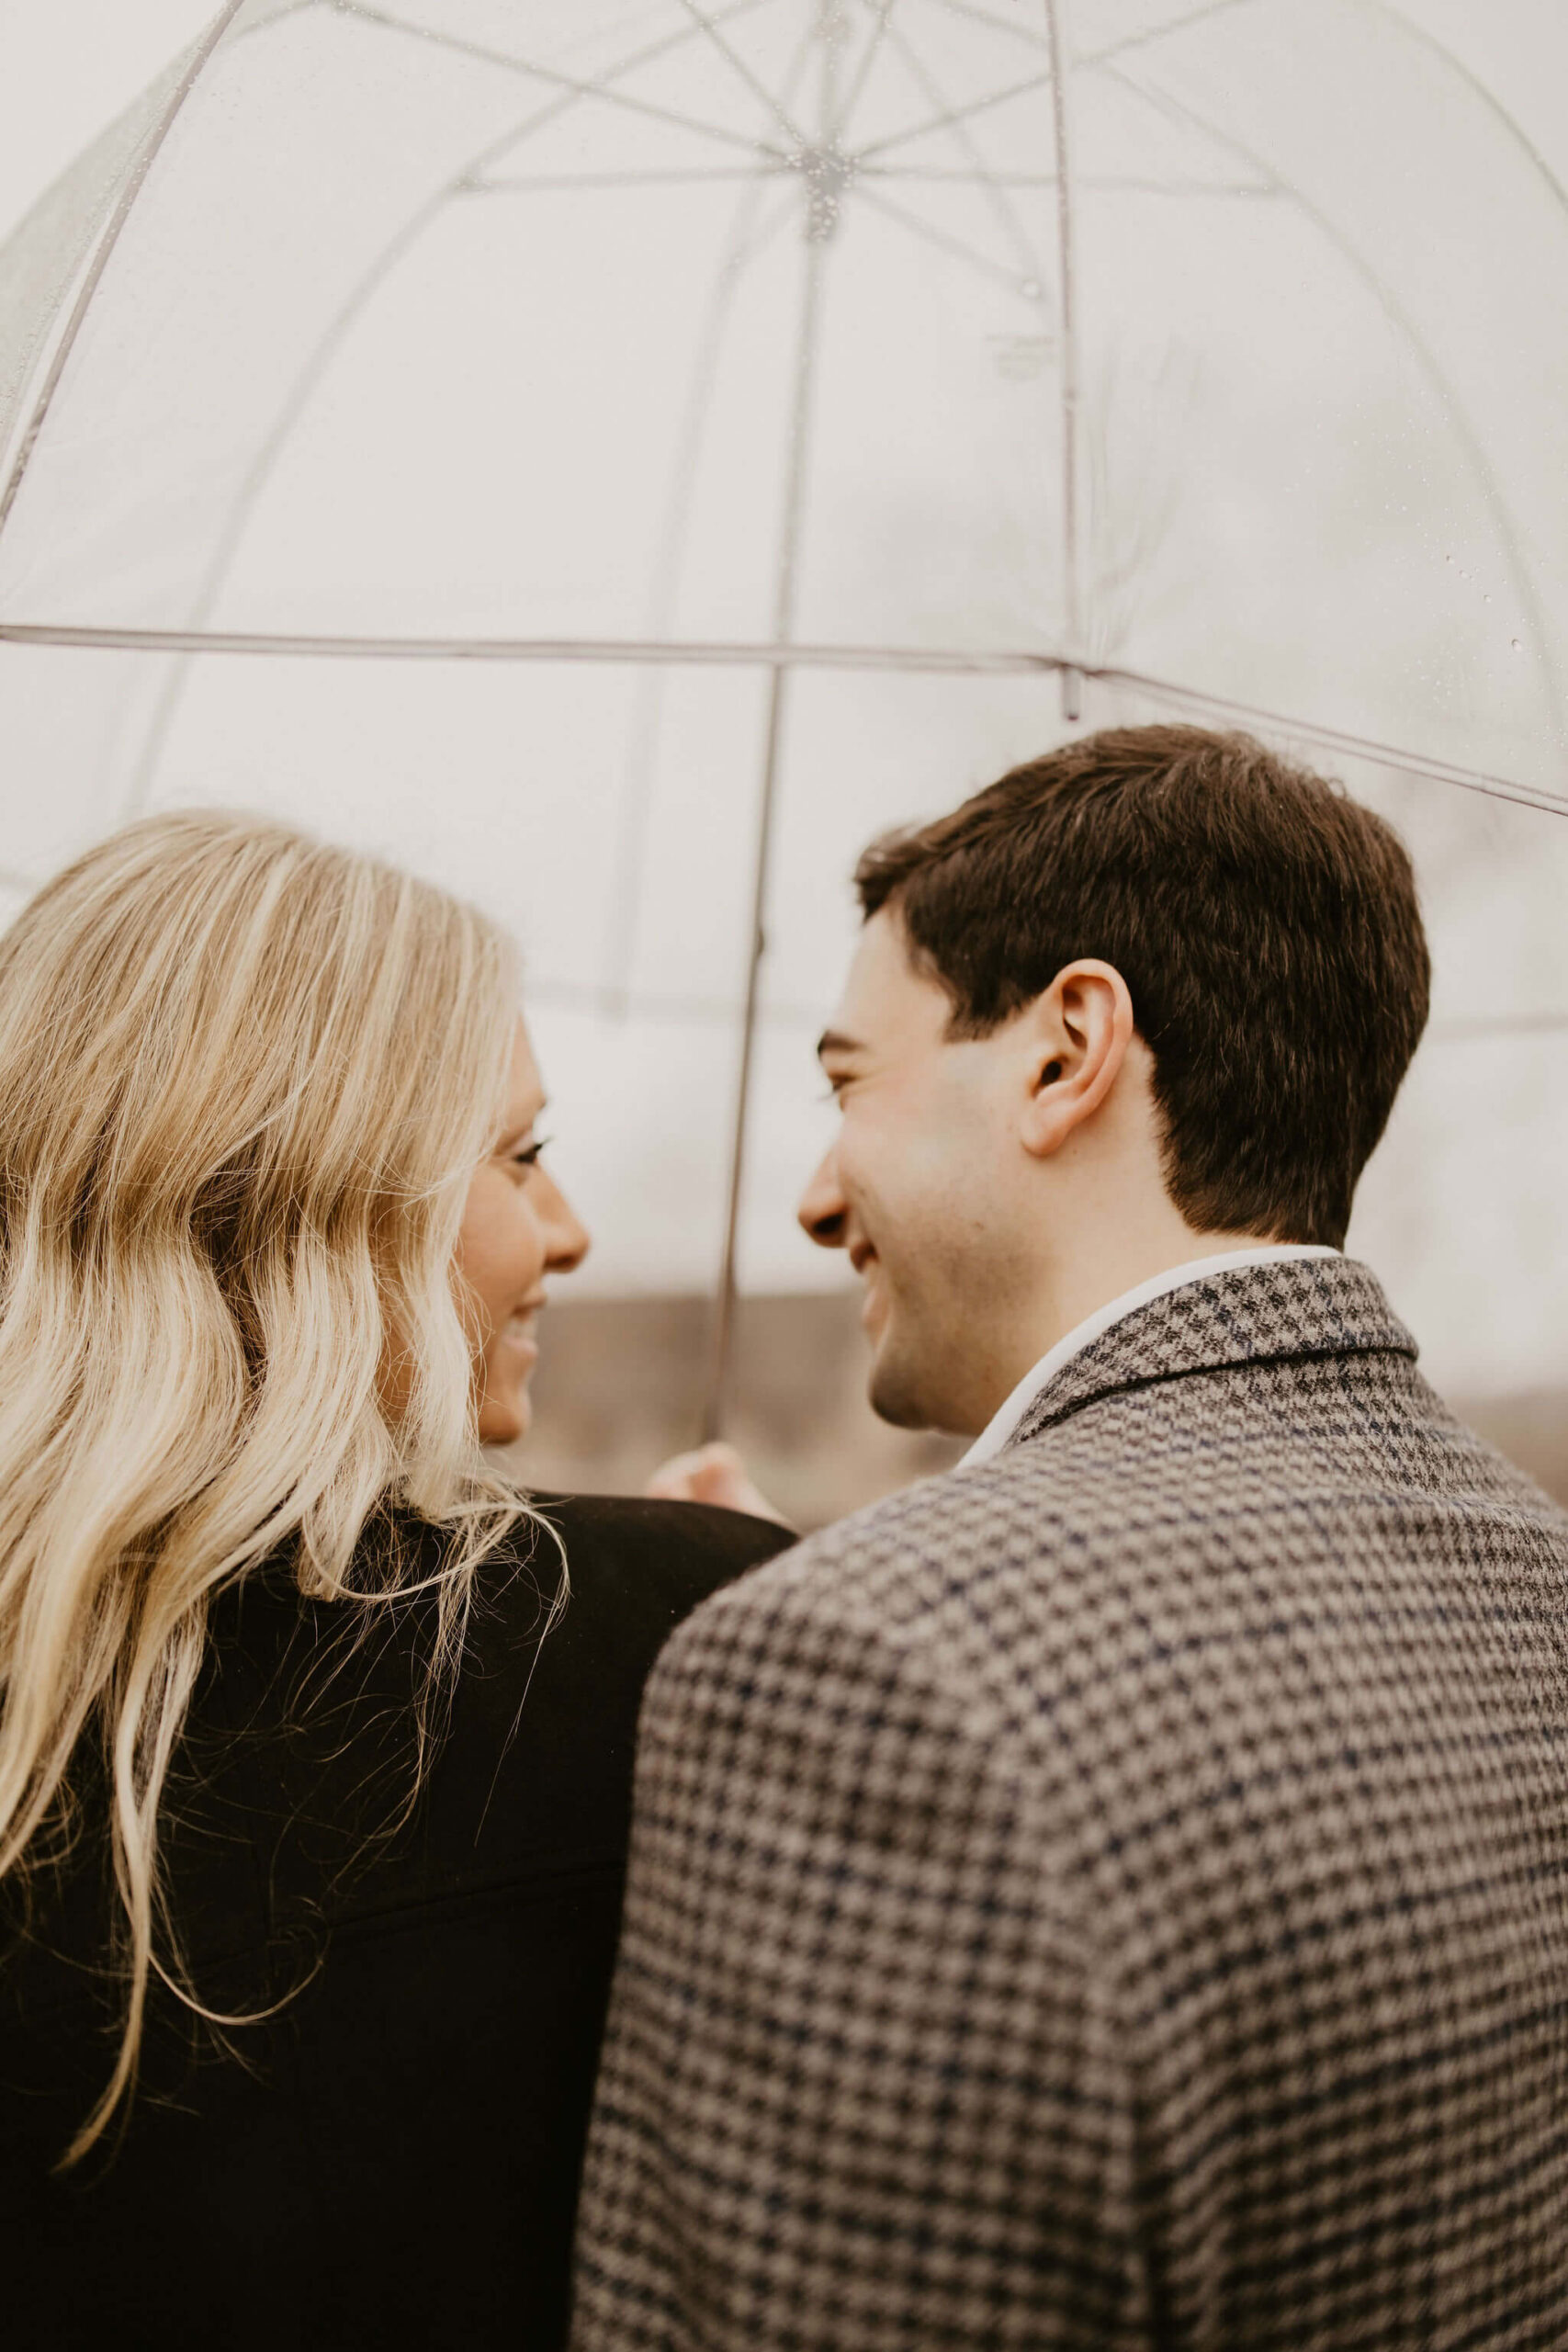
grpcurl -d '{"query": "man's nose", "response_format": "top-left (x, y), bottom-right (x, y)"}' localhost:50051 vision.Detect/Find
top-left (796, 1144), bottom-right (849, 1250)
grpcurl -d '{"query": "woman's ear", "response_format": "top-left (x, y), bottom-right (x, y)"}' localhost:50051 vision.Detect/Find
top-left (1018, 959), bottom-right (1136, 1159)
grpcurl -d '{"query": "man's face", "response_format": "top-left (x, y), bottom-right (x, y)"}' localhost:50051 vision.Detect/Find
top-left (798, 910), bottom-right (1033, 1437)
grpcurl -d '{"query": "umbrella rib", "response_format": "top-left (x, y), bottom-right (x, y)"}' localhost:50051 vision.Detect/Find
top-left (474, 167), bottom-right (781, 190)
top-left (9, 625), bottom-right (1562, 816)
top-left (4, 625), bottom-right (1084, 666)
top-left (1044, 0), bottom-right (1083, 676)
top-left (1098, 60), bottom-right (1568, 758)
top-left (862, 164), bottom-right (1273, 193)
top-left (674, 0), bottom-right (809, 150)
top-left (1073, 0), bottom-right (1568, 232)
top-left (1076, 0), bottom-right (1260, 68)
top-left (880, 16), bottom-right (1048, 286)
top-left (922, 0), bottom-right (1051, 55)
top-left (605, 9), bottom-right (822, 1013)
top-left (241, 0), bottom-right (322, 32)
top-left (1092, 663), bottom-right (1568, 820)
top-left (603, 181), bottom-right (803, 1011)
top-left (1367, 2), bottom-right (1568, 229)
top-left (343, 1), bottom-right (789, 160)
top-left (0, 0), bottom-right (251, 541)
top-left (829, 1), bottom-right (897, 147)
top-left (852, 183), bottom-right (1032, 292)
top-left (854, 66), bottom-right (1055, 162)
top-left (113, 0), bottom-right (780, 814)
top-left (709, 5), bottom-right (847, 1436)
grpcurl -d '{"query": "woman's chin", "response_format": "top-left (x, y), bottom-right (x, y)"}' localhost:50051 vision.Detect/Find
top-left (478, 1385), bottom-right (529, 1447)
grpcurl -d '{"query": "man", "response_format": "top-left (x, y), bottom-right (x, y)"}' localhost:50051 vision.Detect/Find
top-left (570, 725), bottom-right (1568, 2348)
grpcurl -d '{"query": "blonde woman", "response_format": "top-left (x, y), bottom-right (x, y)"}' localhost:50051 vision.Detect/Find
top-left (0, 813), bottom-right (790, 2351)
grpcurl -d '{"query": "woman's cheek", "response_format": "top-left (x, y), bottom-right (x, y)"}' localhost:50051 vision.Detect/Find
top-left (457, 1169), bottom-right (525, 1329)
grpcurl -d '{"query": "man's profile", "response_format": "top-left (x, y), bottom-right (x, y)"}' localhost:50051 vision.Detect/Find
top-left (573, 724), bottom-right (1568, 2349)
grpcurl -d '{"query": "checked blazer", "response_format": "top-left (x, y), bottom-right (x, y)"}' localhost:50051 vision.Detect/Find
top-left (570, 1258), bottom-right (1568, 2350)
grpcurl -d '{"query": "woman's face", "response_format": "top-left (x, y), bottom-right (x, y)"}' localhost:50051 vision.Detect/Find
top-left (457, 1019), bottom-right (590, 1444)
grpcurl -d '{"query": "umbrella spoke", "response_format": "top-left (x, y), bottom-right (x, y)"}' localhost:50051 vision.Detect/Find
top-left (115, 0), bottom-right (789, 812)
top-left (854, 65), bottom-right (1054, 162)
top-left (344, 1), bottom-right (790, 161)
top-left (921, 0), bottom-right (1050, 54)
top-left (475, 166), bottom-right (783, 191)
top-left (852, 182), bottom-right (1032, 291)
top-left (603, 185), bottom-right (798, 1010)
top-left (1077, 0), bottom-right (1261, 68)
top-left (881, 14), bottom-right (1048, 286)
top-left (829, 0), bottom-right (897, 146)
top-left (607, 6), bottom-right (821, 1010)
top-left (1100, 58), bottom-right (1568, 750)
top-left (1360, 0), bottom-right (1568, 229)
top-left (862, 164), bottom-right (1272, 193)
top-left (674, 0), bottom-right (810, 148)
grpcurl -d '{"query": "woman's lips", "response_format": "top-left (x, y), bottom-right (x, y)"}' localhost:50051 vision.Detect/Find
top-left (500, 1312), bottom-right (540, 1359)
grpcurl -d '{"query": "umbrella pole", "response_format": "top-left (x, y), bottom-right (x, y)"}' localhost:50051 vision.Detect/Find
top-left (703, 662), bottom-right (789, 1444)
top-left (1044, 0), bottom-right (1084, 703)
top-left (703, 13), bottom-right (839, 1443)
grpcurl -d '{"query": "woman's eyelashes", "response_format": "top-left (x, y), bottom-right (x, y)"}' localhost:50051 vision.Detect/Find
top-left (505, 1135), bottom-right (550, 1172)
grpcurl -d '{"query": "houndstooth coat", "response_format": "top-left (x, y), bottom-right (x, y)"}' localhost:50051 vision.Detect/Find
top-left (570, 1259), bottom-right (1568, 2349)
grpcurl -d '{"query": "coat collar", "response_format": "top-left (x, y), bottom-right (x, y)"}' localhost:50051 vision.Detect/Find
top-left (1008, 1255), bottom-right (1416, 1450)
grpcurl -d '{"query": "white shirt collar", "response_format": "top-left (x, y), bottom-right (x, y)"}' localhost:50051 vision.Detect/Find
top-left (958, 1242), bottom-right (1343, 1469)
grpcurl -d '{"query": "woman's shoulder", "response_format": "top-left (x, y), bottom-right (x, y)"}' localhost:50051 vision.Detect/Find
top-left (410, 1495), bottom-right (792, 1874)
top-left (447, 1494), bottom-right (793, 1768)
top-left (162, 1491), bottom-right (795, 1928)
top-left (525, 1489), bottom-right (795, 1645)
top-left (331, 1494), bottom-right (792, 1886)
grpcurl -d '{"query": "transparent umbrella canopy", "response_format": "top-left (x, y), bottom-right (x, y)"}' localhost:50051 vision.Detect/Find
top-left (0, 0), bottom-right (1565, 1423)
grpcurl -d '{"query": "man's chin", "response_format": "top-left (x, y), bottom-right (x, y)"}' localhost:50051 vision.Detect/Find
top-left (867, 1342), bottom-right (937, 1433)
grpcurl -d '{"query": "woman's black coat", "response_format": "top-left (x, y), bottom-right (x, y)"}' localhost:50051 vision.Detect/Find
top-left (1, 1494), bottom-right (793, 2350)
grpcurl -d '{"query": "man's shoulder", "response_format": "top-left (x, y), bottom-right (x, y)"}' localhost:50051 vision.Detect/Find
top-left (660, 1357), bottom-right (1568, 1710)
top-left (647, 1443), bottom-right (1100, 1719)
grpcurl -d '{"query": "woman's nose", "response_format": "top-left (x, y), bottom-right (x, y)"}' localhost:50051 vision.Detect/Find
top-left (796, 1145), bottom-right (849, 1250)
top-left (540, 1173), bottom-right (592, 1272)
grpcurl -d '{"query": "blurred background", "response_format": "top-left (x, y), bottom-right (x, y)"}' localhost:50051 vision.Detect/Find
top-left (1, 0), bottom-right (1564, 1525)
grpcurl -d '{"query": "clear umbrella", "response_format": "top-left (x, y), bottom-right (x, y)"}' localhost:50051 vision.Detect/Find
top-left (1, 0), bottom-right (1564, 1427)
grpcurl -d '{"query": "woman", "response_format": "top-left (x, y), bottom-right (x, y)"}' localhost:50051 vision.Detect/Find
top-left (0, 812), bottom-right (791, 2348)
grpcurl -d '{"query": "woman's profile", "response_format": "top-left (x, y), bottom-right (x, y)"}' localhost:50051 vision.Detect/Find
top-left (0, 811), bottom-right (791, 2348)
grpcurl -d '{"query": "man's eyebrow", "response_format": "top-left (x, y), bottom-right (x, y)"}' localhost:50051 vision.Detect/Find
top-left (816, 1029), bottom-right (866, 1063)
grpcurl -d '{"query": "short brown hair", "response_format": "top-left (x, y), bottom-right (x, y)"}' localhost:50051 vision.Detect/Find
top-left (854, 724), bottom-right (1429, 1247)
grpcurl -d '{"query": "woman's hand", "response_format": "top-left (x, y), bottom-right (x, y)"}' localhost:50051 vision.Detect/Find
top-left (646, 1442), bottom-right (795, 1530)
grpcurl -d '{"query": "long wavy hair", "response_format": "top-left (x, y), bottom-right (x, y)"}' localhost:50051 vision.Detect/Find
top-left (0, 810), bottom-right (541, 2161)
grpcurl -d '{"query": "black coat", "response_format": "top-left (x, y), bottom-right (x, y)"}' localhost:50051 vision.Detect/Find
top-left (1, 1493), bottom-right (793, 2351)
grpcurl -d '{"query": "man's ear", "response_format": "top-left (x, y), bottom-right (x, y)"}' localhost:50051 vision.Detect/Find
top-left (1017, 960), bottom-right (1136, 1159)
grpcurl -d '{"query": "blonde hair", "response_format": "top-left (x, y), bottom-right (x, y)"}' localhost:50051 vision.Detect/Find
top-left (0, 810), bottom-right (541, 2160)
